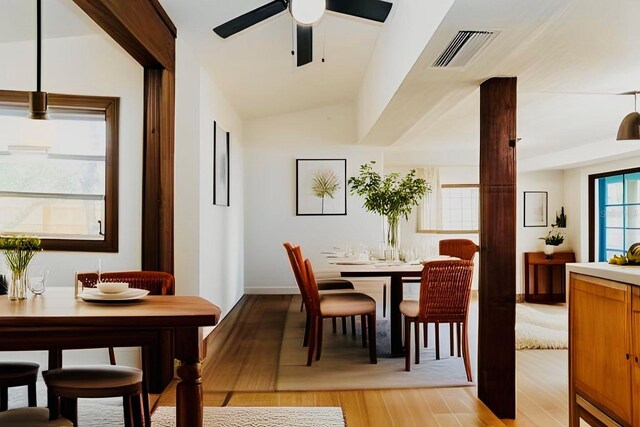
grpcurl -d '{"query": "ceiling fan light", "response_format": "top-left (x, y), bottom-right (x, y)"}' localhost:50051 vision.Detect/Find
top-left (28, 91), bottom-right (48, 120)
top-left (617, 111), bottom-right (640, 140)
top-left (290, 0), bottom-right (325, 25)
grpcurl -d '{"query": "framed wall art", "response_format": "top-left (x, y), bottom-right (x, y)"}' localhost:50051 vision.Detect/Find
top-left (523, 191), bottom-right (548, 227)
top-left (213, 121), bottom-right (230, 206)
top-left (296, 159), bottom-right (347, 216)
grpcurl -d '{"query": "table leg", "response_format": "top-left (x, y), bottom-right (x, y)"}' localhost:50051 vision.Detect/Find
top-left (175, 327), bottom-right (204, 427)
top-left (390, 273), bottom-right (405, 357)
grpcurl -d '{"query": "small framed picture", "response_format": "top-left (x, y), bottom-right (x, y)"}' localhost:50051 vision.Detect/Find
top-left (296, 159), bottom-right (347, 216)
top-left (213, 121), bottom-right (230, 206)
top-left (523, 191), bottom-right (548, 227)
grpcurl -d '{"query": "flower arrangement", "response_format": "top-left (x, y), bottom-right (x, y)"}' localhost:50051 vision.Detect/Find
top-left (0, 235), bottom-right (41, 300)
top-left (540, 226), bottom-right (564, 246)
top-left (348, 161), bottom-right (430, 257)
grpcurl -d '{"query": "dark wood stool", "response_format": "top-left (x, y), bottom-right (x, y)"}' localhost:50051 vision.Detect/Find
top-left (0, 362), bottom-right (39, 411)
top-left (43, 365), bottom-right (144, 427)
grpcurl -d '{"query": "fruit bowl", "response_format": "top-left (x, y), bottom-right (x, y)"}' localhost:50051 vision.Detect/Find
top-left (97, 282), bottom-right (129, 294)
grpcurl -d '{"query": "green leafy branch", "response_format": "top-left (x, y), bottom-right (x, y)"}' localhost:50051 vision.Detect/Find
top-left (0, 235), bottom-right (41, 274)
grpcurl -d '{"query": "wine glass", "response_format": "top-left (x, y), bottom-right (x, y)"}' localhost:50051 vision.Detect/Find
top-left (28, 266), bottom-right (48, 296)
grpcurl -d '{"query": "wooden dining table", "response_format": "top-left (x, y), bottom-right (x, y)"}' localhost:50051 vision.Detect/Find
top-left (333, 257), bottom-right (454, 357)
top-left (0, 287), bottom-right (220, 427)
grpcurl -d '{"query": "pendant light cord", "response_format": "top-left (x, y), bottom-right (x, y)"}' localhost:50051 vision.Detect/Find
top-left (36, 0), bottom-right (42, 92)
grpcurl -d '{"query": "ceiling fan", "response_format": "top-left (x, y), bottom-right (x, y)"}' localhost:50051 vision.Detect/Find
top-left (213, 0), bottom-right (393, 67)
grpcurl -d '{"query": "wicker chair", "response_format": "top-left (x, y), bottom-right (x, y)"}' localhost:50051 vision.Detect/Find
top-left (401, 260), bottom-right (474, 380)
top-left (57, 271), bottom-right (175, 426)
top-left (283, 243), bottom-right (357, 341)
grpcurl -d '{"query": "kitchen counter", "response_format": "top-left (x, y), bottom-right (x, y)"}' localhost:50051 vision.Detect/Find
top-left (567, 262), bottom-right (640, 286)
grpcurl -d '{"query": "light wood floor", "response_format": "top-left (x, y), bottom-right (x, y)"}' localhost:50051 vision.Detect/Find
top-left (158, 295), bottom-right (568, 426)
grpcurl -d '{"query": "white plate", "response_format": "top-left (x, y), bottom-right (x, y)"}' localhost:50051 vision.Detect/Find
top-left (79, 288), bottom-right (149, 302)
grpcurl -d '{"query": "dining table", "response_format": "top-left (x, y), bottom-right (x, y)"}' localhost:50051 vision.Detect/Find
top-left (0, 287), bottom-right (220, 427)
top-left (332, 257), bottom-right (455, 357)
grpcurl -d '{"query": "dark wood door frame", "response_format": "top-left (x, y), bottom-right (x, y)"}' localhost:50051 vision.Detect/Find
top-left (72, 0), bottom-right (177, 391)
top-left (478, 77), bottom-right (517, 419)
top-left (73, 0), bottom-right (176, 274)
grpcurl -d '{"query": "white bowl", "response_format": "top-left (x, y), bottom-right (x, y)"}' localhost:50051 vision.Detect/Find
top-left (97, 282), bottom-right (129, 294)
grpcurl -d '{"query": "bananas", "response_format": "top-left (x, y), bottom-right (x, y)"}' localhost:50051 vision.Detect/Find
top-left (609, 254), bottom-right (629, 265)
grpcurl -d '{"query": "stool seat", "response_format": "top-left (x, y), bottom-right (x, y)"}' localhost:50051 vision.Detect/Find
top-left (0, 362), bottom-right (39, 381)
top-left (43, 365), bottom-right (142, 399)
top-left (0, 362), bottom-right (39, 412)
top-left (0, 408), bottom-right (71, 426)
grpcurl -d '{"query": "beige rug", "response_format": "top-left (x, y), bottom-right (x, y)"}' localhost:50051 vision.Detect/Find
top-left (516, 303), bottom-right (567, 350)
top-left (151, 406), bottom-right (345, 427)
top-left (276, 297), bottom-right (475, 391)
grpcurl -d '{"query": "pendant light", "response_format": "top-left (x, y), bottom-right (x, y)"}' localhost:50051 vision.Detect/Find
top-left (617, 92), bottom-right (640, 140)
top-left (290, 0), bottom-right (325, 25)
top-left (29, 0), bottom-right (47, 120)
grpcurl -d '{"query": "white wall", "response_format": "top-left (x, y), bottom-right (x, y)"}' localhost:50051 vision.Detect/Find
top-left (173, 38), bottom-right (245, 319)
top-left (564, 156), bottom-right (640, 263)
top-left (517, 170), bottom-right (566, 294)
top-left (244, 104), bottom-right (383, 293)
top-left (0, 34), bottom-right (143, 287)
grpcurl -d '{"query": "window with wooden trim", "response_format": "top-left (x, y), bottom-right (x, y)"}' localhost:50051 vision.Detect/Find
top-left (0, 90), bottom-right (118, 252)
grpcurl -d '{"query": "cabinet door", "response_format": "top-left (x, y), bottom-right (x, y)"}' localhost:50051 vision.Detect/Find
top-left (570, 274), bottom-right (632, 425)
top-left (633, 287), bottom-right (640, 427)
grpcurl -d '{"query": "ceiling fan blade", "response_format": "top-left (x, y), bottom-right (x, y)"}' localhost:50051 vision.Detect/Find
top-left (326, 0), bottom-right (393, 23)
top-left (296, 25), bottom-right (313, 67)
top-left (213, 0), bottom-right (287, 38)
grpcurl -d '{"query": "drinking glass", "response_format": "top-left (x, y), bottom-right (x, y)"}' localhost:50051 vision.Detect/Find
top-left (28, 266), bottom-right (48, 296)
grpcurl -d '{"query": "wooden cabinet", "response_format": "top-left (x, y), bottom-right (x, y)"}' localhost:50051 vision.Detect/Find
top-left (524, 252), bottom-right (575, 303)
top-left (569, 273), bottom-right (636, 426)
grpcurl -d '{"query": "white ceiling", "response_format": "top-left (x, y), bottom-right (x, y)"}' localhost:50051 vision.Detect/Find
top-left (161, 0), bottom-right (389, 119)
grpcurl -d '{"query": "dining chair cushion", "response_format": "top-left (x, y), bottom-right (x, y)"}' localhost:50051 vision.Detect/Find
top-left (0, 407), bottom-right (71, 426)
top-left (399, 300), bottom-right (419, 318)
top-left (317, 279), bottom-right (355, 291)
top-left (43, 365), bottom-right (142, 398)
top-left (0, 362), bottom-right (39, 382)
top-left (320, 293), bottom-right (376, 317)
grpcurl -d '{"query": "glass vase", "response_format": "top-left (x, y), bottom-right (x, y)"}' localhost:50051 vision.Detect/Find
top-left (385, 217), bottom-right (401, 262)
top-left (8, 270), bottom-right (27, 300)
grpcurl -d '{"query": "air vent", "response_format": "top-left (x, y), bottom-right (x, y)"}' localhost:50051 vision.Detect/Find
top-left (432, 30), bottom-right (498, 68)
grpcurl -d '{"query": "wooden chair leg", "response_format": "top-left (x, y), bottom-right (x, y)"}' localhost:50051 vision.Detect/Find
top-left (368, 312), bottom-right (377, 364)
top-left (361, 315), bottom-right (367, 348)
top-left (0, 386), bottom-right (7, 412)
top-left (423, 322), bottom-right (428, 348)
top-left (404, 316), bottom-right (411, 371)
top-left (141, 348), bottom-right (151, 427)
top-left (307, 315), bottom-right (317, 366)
top-left (60, 397), bottom-right (78, 426)
top-left (109, 347), bottom-right (117, 365)
top-left (28, 380), bottom-right (37, 407)
top-left (383, 284), bottom-right (387, 318)
top-left (351, 316), bottom-right (356, 337)
top-left (342, 317), bottom-right (347, 335)
top-left (123, 395), bottom-right (133, 427)
top-left (332, 318), bottom-right (337, 334)
top-left (131, 393), bottom-right (144, 427)
top-left (435, 321), bottom-right (440, 360)
top-left (303, 312), bottom-right (311, 347)
top-left (414, 320), bottom-right (420, 364)
top-left (300, 299), bottom-right (304, 312)
top-left (461, 321), bottom-right (473, 382)
top-left (450, 322), bottom-right (455, 356)
top-left (48, 391), bottom-right (60, 421)
top-left (457, 322), bottom-right (462, 357)
top-left (316, 317), bottom-right (324, 361)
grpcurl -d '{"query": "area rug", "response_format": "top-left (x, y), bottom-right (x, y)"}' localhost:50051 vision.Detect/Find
top-left (516, 303), bottom-right (567, 350)
top-left (276, 297), bottom-right (475, 391)
top-left (152, 406), bottom-right (345, 427)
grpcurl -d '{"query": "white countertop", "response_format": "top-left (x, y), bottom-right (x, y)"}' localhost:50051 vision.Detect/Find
top-left (567, 262), bottom-right (640, 286)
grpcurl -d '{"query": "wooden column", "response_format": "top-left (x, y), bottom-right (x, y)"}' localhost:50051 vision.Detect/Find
top-left (478, 77), bottom-right (517, 419)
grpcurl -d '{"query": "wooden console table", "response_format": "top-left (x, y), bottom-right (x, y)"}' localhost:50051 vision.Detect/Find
top-left (524, 251), bottom-right (575, 303)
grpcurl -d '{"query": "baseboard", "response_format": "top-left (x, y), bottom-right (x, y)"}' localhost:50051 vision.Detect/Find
top-left (244, 286), bottom-right (299, 295)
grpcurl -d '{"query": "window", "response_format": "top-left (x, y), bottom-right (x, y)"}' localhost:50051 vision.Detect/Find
top-left (592, 169), bottom-right (640, 261)
top-left (420, 184), bottom-right (479, 234)
top-left (0, 91), bottom-right (119, 252)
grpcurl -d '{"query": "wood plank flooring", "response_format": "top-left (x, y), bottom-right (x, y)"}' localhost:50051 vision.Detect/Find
top-left (158, 295), bottom-right (569, 426)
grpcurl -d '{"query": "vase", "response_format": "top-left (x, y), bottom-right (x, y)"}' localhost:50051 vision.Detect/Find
top-left (385, 217), bottom-right (401, 262)
top-left (543, 245), bottom-right (555, 256)
top-left (8, 270), bottom-right (27, 300)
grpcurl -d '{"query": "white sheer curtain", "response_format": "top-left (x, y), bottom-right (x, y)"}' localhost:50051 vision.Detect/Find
top-left (418, 167), bottom-right (441, 231)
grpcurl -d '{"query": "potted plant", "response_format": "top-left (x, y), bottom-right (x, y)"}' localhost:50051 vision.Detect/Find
top-left (540, 226), bottom-right (564, 256)
top-left (348, 161), bottom-right (430, 260)
top-left (0, 235), bottom-right (41, 300)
